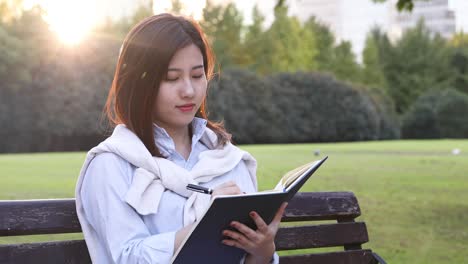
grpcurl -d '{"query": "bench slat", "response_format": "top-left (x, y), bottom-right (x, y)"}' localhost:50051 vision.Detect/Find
top-left (0, 192), bottom-right (361, 236)
top-left (0, 199), bottom-right (80, 236)
top-left (0, 240), bottom-right (90, 264)
top-left (279, 249), bottom-right (377, 264)
top-left (276, 222), bottom-right (369, 250)
top-left (283, 192), bottom-right (361, 222)
top-left (0, 241), bottom-right (377, 264)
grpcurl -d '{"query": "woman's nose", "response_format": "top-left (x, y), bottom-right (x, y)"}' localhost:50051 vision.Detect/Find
top-left (181, 79), bottom-right (195, 97)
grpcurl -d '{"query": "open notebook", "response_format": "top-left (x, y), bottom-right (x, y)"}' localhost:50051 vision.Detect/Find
top-left (171, 156), bottom-right (328, 264)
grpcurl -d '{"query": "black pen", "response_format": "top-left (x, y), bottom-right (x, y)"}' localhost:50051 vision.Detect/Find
top-left (186, 184), bottom-right (213, 195)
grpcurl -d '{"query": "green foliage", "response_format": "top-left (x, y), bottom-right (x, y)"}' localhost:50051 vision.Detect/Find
top-left (303, 17), bottom-right (362, 85)
top-left (129, 0), bottom-right (153, 27)
top-left (254, 6), bottom-right (316, 74)
top-left (362, 29), bottom-right (387, 89)
top-left (5, 0), bottom-right (468, 154)
top-left (170, 0), bottom-right (184, 14)
top-left (202, 4), bottom-right (321, 76)
top-left (448, 32), bottom-right (468, 94)
top-left (0, 25), bottom-right (29, 87)
top-left (449, 48), bottom-right (468, 94)
top-left (372, 0), bottom-right (424, 11)
top-left (243, 5), bottom-right (267, 72)
top-left (360, 86), bottom-right (401, 139)
top-left (1, 6), bottom-right (50, 86)
top-left (0, 6), bottom-right (118, 153)
top-left (303, 17), bottom-right (335, 73)
top-left (200, 1), bottom-right (245, 69)
top-left (95, 0), bottom-right (153, 38)
top-left (0, 7), bottom-right (54, 153)
top-left (266, 72), bottom-right (381, 142)
top-left (208, 69), bottom-right (398, 144)
top-left (330, 41), bottom-right (361, 84)
top-left (207, 68), bottom-right (281, 144)
top-left (402, 89), bottom-right (468, 138)
top-left (379, 20), bottom-right (455, 114)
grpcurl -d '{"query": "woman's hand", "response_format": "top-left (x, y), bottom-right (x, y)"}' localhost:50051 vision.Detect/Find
top-left (222, 202), bottom-right (288, 264)
top-left (211, 181), bottom-right (243, 196)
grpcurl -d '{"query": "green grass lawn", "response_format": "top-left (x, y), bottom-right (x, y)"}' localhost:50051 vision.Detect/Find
top-left (1, 139), bottom-right (467, 263)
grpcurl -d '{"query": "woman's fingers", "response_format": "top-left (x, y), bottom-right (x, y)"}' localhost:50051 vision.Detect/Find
top-left (222, 230), bottom-right (253, 250)
top-left (222, 238), bottom-right (245, 250)
top-left (217, 181), bottom-right (236, 188)
top-left (212, 181), bottom-right (242, 196)
top-left (270, 202), bottom-right (288, 230)
top-left (223, 202), bottom-right (289, 256)
top-left (249, 211), bottom-right (269, 233)
top-left (212, 186), bottom-right (241, 196)
top-left (230, 221), bottom-right (259, 242)
top-left (249, 202), bottom-right (288, 235)
top-left (227, 202), bottom-right (288, 235)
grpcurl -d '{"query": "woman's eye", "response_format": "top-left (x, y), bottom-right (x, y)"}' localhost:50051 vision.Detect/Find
top-left (166, 77), bottom-right (178, 82)
top-left (193, 74), bottom-right (204, 79)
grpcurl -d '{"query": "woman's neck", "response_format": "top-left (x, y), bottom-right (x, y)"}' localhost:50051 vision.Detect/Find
top-left (164, 125), bottom-right (192, 160)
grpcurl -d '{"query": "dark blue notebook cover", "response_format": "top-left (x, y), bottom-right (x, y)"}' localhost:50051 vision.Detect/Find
top-left (171, 156), bottom-right (328, 264)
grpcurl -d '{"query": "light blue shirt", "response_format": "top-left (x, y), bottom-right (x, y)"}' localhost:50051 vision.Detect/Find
top-left (80, 118), bottom-right (263, 263)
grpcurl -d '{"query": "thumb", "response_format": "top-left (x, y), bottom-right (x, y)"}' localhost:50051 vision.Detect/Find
top-left (270, 202), bottom-right (288, 230)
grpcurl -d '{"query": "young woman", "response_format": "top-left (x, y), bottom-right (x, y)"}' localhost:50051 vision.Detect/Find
top-left (75, 13), bottom-right (286, 264)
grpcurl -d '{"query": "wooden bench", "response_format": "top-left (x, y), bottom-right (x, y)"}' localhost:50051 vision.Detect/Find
top-left (0, 192), bottom-right (386, 264)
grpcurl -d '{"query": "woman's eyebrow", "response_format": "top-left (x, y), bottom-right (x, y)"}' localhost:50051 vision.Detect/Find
top-left (167, 65), bottom-right (204, 72)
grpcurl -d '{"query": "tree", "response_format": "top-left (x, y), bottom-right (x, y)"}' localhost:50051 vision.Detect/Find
top-left (449, 32), bottom-right (468, 94)
top-left (207, 68), bottom-right (282, 143)
top-left (303, 17), bottom-right (361, 85)
top-left (0, 24), bottom-right (30, 89)
top-left (96, 0), bottom-right (153, 39)
top-left (276, 0), bottom-right (426, 11)
top-left (129, 0), bottom-right (153, 27)
top-left (0, 2), bottom-right (120, 152)
top-left (0, 6), bottom-right (56, 152)
top-left (330, 41), bottom-right (361, 84)
top-left (243, 5), bottom-right (267, 72)
top-left (267, 72), bottom-right (382, 142)
top-left (380, 20), bottom-right (455, 113)
top-left (372, 0), bottom-right (429, 11)
top-left (361, 28), bottom-right (387, 89)
top-left (170, 0), bottom-right (184, 14)
top-left (200, 1), bottom-right (245, 69)
top-left (304, 16), bottom-right (335, 73)
top-left (256, 6), bottom-right (316, 74)
top-left (402, 89), bottom-right (468, 138)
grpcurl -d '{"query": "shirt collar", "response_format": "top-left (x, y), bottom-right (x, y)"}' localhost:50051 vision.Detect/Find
top-left (152, 117), bottom-right (208, 157)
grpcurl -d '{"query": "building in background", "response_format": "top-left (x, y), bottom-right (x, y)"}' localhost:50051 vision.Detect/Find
top-left (150, 0), bottom-right (464, 59)
top-left (389, 0), bottom-right (456, 39)
top-left (290, 0), bottom-right (390, 60)
top-left (289, 0), bottom-right (457, 59)
top-left (292, 0), bottom-right (345, 41)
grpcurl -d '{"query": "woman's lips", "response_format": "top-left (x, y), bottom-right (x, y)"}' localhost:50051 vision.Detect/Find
top-left (176, 104), bottom-right (195, 112)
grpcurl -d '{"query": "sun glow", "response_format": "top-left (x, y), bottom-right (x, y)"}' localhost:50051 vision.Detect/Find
top-left (23, 0), bottom-right (213, 45)
top-left (24, 0), bottom-right (97, 45)
top-left (153, 0), bottom-right (207, 20)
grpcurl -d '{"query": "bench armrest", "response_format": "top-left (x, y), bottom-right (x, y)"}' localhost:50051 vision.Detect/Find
top-left (372, 252), bottom-right (387, 264)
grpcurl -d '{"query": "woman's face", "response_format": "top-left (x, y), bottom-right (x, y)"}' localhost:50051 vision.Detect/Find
top-left (153, 44), bottom-right (208, 132)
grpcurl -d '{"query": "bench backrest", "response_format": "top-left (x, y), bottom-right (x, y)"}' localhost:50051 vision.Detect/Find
top-left (0, 192), bottom-right (377, 264)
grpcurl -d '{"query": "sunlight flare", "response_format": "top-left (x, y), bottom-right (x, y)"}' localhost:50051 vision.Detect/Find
top-left (24, 0), bottom-right (98, 45)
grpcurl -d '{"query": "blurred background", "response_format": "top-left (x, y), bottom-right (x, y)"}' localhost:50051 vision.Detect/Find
top-left (1, 0), bottom-right (468, 150)
top-left (1, 0), bottom-right (467, 263)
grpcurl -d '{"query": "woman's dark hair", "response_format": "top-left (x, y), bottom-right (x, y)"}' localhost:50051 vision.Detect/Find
top-left (105, 13), bottom-right (230, 157)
